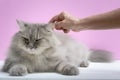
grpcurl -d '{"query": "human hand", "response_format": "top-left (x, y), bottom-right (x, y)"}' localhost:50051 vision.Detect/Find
top-left (49, 12), bottom-right (80, 33)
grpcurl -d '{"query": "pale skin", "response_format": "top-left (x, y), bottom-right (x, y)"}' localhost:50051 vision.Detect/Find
top-left (49, 8), bottom-right (120, 33)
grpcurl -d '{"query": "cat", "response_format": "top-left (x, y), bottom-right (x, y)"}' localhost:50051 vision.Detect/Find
top-left (2, 20), bottom-right (112, 76)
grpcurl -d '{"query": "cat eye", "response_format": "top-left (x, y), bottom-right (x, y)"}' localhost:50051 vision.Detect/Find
top-left (23, 37), bottom-right (29, 44)
top-left (24, 24), bottom-right (28, 27)
top-left (35, 38), bottom-right (43, 42)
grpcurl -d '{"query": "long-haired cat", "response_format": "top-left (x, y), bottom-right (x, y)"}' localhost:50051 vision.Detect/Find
top-left (2, 20), bottom-right (112, 76)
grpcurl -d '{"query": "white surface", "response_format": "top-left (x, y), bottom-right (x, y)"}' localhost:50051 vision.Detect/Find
top-left (0, 61), bottom-right (120, 80)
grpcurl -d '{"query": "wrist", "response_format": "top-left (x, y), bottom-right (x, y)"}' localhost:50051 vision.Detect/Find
top-left (71, 19), bottom-right (86, 31)
top-left (76, 19), bottom-right (91, 31)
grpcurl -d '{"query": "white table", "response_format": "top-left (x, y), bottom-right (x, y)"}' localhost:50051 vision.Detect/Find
top-left (0, 61), bottom-right (120, 80)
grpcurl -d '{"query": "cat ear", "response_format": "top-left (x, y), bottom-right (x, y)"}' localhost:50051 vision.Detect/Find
top-left (16, 19), bottom-right (28, 31)
top-left (46, 23), bottom-right (55, 32)
top-left (48, 23), bottom-right (55, 30)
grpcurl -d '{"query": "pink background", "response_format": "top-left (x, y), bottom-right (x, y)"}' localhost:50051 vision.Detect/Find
top-left (0, 0), bottom-right (120, 60)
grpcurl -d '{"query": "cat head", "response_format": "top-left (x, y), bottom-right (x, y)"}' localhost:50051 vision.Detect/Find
top-left (16, 20), bottom-right (60, 54)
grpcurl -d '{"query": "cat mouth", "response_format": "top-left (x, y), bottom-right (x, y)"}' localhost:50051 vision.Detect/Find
top-left (21, 47), bottom-right (37, 53)
top-left (26, 48), bottom-right (39, 55)
top-left (27, 48), bottom-right (36, 52)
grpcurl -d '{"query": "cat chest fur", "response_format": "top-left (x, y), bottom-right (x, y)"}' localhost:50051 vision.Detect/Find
top-left (27, 54), bottom-right (56, 72)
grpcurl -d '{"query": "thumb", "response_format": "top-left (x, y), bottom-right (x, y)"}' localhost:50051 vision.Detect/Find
top-left (55, 21), bottom-right (64, 30)
top-left (55, 21), bottom-right (70, 33)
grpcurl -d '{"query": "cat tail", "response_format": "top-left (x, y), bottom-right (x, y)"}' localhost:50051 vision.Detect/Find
top-left (88, 49), bottom-right (113, 62)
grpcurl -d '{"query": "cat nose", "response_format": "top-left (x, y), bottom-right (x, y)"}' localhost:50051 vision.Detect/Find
top-left (29, 43), bottom-right (34, 49)
top-left (30, 46), bottom-right (34, 49)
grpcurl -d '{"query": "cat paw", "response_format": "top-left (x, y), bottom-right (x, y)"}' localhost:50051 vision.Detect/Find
top-left (62, 65), bottom-right (79, 75)
top-left (80, 61), bottom-right (89, 67)
top-left (9, 65), bottom-right (28, 76)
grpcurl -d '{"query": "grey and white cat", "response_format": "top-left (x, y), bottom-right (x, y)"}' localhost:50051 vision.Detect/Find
top-left (2, 20), bottom-right (112, 76)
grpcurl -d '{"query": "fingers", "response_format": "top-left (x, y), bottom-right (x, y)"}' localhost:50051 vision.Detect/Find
top-left (63, 29), bottom-right (70, 33)
top-left (49, 12), bottom-right (70, 33)
top-left (49, 12), bottom-right (65, 23)
top-left (49, 15), bottom-right (60, 23)
top-left (55, 27), bottom-right (69, 33)
top-left (55, 21), bottom-right (70, 33)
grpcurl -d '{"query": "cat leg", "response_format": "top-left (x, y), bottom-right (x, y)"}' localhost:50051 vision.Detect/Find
top-left (55, 61), bottom-right (79, 75)
top-left (9, 64), bottom-right (28, 76)
top-left (2, 59), bottom-right (12, 72)
top-left (80, 60), bottom-right (89, 67)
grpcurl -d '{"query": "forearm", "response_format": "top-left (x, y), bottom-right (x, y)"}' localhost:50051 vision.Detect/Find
top-left (76, 8), bottom-right (120, 30)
